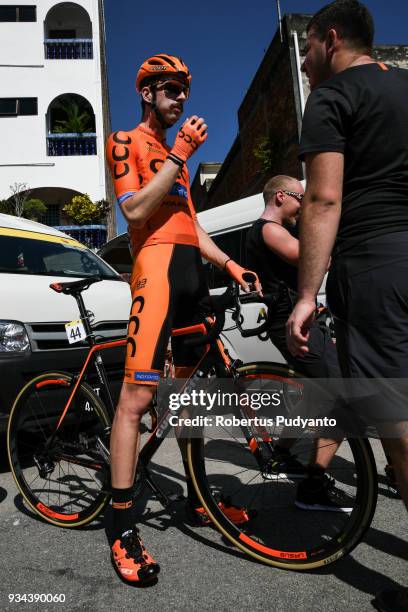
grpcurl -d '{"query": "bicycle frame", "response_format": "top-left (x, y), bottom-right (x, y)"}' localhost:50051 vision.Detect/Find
top-left (42, 281), bottom-right (280, 486)
top-left (41, 338), bottom-right (125, 453)
top-left (42, 305), bottom-right (233, 471)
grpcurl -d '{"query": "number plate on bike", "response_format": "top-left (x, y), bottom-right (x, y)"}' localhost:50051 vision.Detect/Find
top-left (65, 319), bottom-right (86, 344)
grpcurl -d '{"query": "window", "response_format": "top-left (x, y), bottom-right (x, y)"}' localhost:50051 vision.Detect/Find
top-left (0, 99), bottom-right (18, 115)
top-left (0, 234), bottom-right (118, 279)
top-left (0, 5), bottom-right (36, 22)
top-left (49, 29), bottom-right (76, 39)
top-left (41, 204), bottom-right (60, 227)
top-left (0, 98), bottom-right (38, 116)
top-left (19, 98), bottom-right (37, 115)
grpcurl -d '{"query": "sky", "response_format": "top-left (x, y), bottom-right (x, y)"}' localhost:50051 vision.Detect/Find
top-left (104, 1), bottom-right (408, 233)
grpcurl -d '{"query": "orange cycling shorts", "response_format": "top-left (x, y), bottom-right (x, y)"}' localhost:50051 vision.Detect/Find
top-left (124, 243), bottom-right (208, 385)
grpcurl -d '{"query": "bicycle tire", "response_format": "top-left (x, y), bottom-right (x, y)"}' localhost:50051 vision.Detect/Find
top-left (7, 371), bottom-right (112, 528)
top-left (187, 362), bottom-right (377, 569)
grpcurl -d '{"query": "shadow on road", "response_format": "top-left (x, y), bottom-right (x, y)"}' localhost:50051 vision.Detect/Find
top-left (330, 551), bottom-right (406, 596)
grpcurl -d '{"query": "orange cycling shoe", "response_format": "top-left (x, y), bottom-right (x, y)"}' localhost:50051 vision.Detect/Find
top-left (111, 526), bottom-right (160, 584)
top-left (186, 496), bottom-right (256, 527)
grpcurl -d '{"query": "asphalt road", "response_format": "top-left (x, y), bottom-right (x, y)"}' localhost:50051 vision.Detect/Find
top-left (0, 436), bottom-right (406, 612)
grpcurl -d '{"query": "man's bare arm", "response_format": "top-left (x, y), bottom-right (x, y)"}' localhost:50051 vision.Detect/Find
top-left (121, 160), bottom-right (180, 228)
top-left (286, 151), bottom-right (343, 356)
top-left (195, 221), bottom-right (262, 293)
top-left (297, 151), bottom-right (344, 300)
top-left (195, 221), bottom-right (229, 269)
top-left (110, 116), bottom-right (208, 228)
top-left (262, 225), bottom-right (299, 266)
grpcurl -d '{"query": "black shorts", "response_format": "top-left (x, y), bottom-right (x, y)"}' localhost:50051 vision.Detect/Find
top-left (327, 232), bottom-right (408, 378)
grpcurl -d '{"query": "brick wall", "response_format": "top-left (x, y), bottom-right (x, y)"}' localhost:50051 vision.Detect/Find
top-left (204, 14), bottom-right (306, 210)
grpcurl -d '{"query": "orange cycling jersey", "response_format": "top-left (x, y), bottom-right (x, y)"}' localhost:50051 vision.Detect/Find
top-left (106, 124), bottom-right (198, 256)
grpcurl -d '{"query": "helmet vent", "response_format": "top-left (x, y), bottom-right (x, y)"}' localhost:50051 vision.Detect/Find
top-left (155, 54), bottom-right (177, 68)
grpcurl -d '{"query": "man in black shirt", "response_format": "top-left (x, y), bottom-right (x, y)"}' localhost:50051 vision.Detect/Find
top-left (247, 174), bottom-right (346, 510)
top-left (286, 2), bottom-right (407, 609)
top-left (247, 175), bottom-right (338, 378)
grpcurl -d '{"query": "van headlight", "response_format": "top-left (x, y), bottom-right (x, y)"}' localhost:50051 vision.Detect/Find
top-left (0, 321), bottom-right (30, 353)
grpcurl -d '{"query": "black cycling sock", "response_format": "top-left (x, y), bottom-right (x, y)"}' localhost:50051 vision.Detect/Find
top-left (111, 486), bottom-right (135, 539)
top-left (182, 459), bottom-right (200, 507)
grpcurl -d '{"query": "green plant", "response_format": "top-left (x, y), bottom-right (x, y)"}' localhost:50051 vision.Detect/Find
top-left (0, 199), bottom-right (14, 215)
top-left (53, 101), bottom-right (93, 134)
top-left (63, 194), bottom-right (107, 224)
top-left (23, 199), bottom-right (47, 221)
top-left (253, 137), bottom-right (273, 174)
top-left (94, 200), bottom-right (110, 218)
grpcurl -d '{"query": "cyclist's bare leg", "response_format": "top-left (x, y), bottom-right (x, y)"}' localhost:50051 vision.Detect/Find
top-left (108, 384), bottom-right (160, 583)
top-left (110, 382), bottom-right (198, 504)
top-left (110, 383), bottom-right (154, 487)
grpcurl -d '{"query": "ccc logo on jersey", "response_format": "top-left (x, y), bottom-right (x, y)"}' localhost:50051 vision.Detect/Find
top-left (112, 132), bottom-right (131, 179)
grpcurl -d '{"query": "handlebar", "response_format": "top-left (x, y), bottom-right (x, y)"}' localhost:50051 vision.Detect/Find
top-left (184, 283), bottom-right (276, 348)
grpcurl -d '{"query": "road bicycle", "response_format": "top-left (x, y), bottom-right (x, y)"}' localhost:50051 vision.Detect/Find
top-left (7, 275), bottom-right (377, 570)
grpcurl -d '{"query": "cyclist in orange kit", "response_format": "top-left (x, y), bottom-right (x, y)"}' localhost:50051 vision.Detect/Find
top-left (106, 54), bottom-right (261, 584)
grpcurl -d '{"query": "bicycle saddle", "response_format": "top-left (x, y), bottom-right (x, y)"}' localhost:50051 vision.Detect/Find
top-left (49, 275), bottom-right (102, 295)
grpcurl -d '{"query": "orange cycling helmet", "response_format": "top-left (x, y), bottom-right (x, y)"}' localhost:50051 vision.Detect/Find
top-left (136, 54), bottom-right (191, 92)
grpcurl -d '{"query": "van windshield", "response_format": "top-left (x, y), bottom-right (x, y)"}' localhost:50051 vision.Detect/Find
top-left (0, 233), bottom-right (119, 279)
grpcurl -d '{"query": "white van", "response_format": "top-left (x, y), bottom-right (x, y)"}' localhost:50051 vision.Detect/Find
top-left (0, 214), bottom-right (131, 430)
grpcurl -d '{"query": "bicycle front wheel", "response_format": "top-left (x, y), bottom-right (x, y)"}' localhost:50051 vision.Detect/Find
top-left (187, 362), bottom-right (377, 570)
top-left (7, 372), bottom-right (111, 528)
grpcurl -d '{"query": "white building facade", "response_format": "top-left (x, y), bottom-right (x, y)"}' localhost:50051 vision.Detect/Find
top-left (0, 0), bottom-right (116, 242)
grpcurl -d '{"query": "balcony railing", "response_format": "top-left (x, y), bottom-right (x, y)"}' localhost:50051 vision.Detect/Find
top-left (44, 39), bottom-right (93, 60)
top-left (47, 133), bottom-right (97, 156)
top-left (55, 225), bottom-right (107, 250)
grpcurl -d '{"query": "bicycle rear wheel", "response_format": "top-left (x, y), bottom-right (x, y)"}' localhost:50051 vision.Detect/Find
top-left (7, 372), bottom-right (111, 528)
top-left (187, 362), bottom-right (377, 569)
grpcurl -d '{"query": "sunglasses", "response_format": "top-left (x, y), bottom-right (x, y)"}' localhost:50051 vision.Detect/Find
top-left (155, 80), bottom-right (190, 99)
top-left (282, 190), bottom-right (304, 202)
